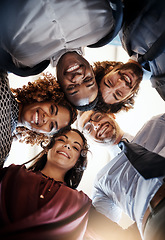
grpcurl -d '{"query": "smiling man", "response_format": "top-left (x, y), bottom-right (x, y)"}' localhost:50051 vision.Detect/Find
top-left (56, 51), bottom-right (98, 110)
top-left (78, 109), bottom-right (165, 240)
top-left (77, 110), bottom-right (127, 145)
top-left (77, 109), bottom-right (134, 158)
top-left (0, 0), bottom-right (116, 111)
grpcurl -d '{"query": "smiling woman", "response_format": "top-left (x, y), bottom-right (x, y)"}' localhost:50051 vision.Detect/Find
top-left (19, 101), bottom-right (71, 134)
top-left (93, 60), bottom-right (143, 113)
top-left (0, 128), bottom-right (142, 240)
top-left (0, 70), bottom-right (77, 167)
top-left (0, 128), bottom-right (90, 239)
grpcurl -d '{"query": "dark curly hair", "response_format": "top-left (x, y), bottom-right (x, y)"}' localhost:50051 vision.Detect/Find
top-left (11, 73), bottom-right (78, 146)
top-left (93, 61), bottom-right (143, 113)
top-left (27, 127), bottom-right (89, 189)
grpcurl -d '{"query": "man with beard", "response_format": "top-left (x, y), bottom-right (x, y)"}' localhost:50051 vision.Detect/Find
top-left (77, 109), bottom-right (134, 158)
top-left (78, 110), bottom-right (165, 240)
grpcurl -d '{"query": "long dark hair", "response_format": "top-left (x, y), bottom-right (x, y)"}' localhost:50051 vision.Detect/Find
top-left (27, 128), bottom-right (89, 189)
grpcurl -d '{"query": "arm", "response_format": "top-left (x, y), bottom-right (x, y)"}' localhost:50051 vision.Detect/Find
top-left (85, 206), bottom-right (142, 240)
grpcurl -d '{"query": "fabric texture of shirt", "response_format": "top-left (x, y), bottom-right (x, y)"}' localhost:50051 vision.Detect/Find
top-left (0, 164), bottom-right (92, 240)
top-left (1, 0), bottom-right (114, 68)
top-left (92, 113), bottom-right (165, 239)
top-left (120, 0), bottom-right (165, 99)
top-left (0, 71), bottom-right (19, 163)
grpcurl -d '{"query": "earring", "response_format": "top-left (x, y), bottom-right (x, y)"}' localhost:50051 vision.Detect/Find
top-left (81, 149), bottom-right (87, 157)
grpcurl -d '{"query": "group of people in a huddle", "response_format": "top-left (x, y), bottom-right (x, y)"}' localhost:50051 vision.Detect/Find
top-left (0, 0), bottom-right (165, 240)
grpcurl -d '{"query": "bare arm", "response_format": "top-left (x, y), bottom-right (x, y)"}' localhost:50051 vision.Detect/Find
top-left (85, 206), bottom-right (142, 240)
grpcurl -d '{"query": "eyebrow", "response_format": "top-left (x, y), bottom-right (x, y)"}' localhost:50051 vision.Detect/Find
top-left (86, 81), bottom-right (95, 88)
top-left (55, 121), bottom-right (58, 130)
top-left (104, 81), bottom-right (110, 88)
top-left (74, 141), bottom-right (82, 147)
top-left (113, 93), bottom-right (119, 101)
top-left (63, 135), bottom-right (82, 147)
top-left (68, 90), bottom-right (79, 96)
top-left (55, 105), bottom-right (58, 115)
top-left (63, 135), bottom-right (68, 139)
top-left (49, 121), bottom-right (58, 134)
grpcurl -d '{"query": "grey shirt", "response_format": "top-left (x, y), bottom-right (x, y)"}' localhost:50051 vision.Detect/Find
top-left (1, 0), bottom-right (114, 67)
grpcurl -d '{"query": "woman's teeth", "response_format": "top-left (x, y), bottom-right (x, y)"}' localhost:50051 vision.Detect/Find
top-left (124, 74), bottom-right (131, 83)
top-left (58, 151), bottom-right (69, 158)
top-left (35, 111), bottom-right (39, 125)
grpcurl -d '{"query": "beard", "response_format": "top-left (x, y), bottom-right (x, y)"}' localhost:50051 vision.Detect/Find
top-left (100, 124), bottom-right (118, 144)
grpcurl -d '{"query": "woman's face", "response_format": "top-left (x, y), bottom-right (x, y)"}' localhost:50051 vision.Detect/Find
top-left (47, 130), bottom-right (83, 172)
top-left (19, 101), bottom-right (71, 134)
top-left (99, 65), bottom-right (140, 104)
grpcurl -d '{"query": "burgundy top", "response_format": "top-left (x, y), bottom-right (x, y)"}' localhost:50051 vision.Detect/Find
top-left (0, 164), bottom-right (92, 240)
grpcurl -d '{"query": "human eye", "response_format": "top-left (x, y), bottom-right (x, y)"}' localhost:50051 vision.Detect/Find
top-left (57, 138), bottom-right (65, 142)
top-left (83, 123), bottom-right (92, 134)
top-left (67, 84), bottom-right (77, 91)
top-left (83, 77), bottom-right (93, 83)
top-left (73, 146), bottom-right (79, 151)
top-left (93, 113), bottom-right (102, 121)
top-left (50, 122), bottom-right (54, 131)
top-left (116, 90), bottom-right (123, 97)
top-left (107, 79), bottom-right (113, 87)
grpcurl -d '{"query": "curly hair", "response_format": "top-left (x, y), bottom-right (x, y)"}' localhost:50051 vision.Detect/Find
top-left (27, 127), bottom-right (89, 189)
top-left (93, 61), bottom-right (143, 113)
top-left (12, 73), bottom-right (78, 145)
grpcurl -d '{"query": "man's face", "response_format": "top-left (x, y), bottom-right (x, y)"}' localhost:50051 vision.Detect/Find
top-left (56, 52), bottom-right (98, 107)
top-left (99, 62), bottom-right (142, 104)
top-left (78, 110), bottom-right (122, 144)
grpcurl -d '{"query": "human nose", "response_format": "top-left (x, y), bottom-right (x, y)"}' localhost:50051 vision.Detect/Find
top-left (43, 113), bottom-right (56, 123)
top-left (93, 121), bottom-right (100, 131)
top-left (115, 78), bottom-right (126, 87)
top-left (70, 67), bottom-right (85, 83)
top-left (63, 143), bottom-right (71, 150)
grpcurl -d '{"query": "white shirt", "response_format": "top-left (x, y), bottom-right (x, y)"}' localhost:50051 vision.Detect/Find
top-left (92, 113), bottom-right (165, 238)
top-left (2, 0), bottom-right (114, 67)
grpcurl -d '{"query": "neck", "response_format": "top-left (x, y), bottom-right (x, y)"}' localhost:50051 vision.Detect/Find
top-left (113, 130), bottom-right (124, 145)
top-left (41, 163), bottom-right (66, 182)
top-left (18, 103), bottom-right (23, 124)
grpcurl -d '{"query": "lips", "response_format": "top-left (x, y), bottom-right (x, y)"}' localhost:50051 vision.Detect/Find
top-left (97, 123), bottom-right (109, 137)
top-left (57, 151), bottom-right (70, 159)
top-left (97, 122), bottom-right (115, 139)
top-left (65, 63), bottom-right (80, 73)
top-left (122, 72), bottom-right (133, 86)
top-left (32, 110), bottom-right (39, 125)
top-left (123, 74), bottom-right (131, 83)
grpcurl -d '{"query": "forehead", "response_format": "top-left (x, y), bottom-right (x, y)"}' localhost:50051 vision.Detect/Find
top-left (34, 101), bottom-right (55, 107)
top-left (61, 130), bottom-right (83, 145)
